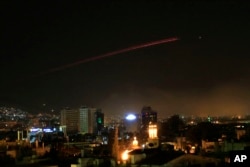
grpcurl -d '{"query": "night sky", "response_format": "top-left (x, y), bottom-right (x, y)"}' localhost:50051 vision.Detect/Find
top-left (1, 1), bottom-right (250, 118)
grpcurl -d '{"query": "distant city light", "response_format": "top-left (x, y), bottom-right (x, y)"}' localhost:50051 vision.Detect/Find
top-left (126, 114), bottom-right (136, 120)
top-left (43, 128), bottom-right (53, 133)
top-left (30, 128), bottom-right (42, 132)
top-left (30, 128), bottom-right (53, 133)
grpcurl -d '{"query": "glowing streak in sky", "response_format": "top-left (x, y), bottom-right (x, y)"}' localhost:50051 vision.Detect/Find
top-left (43, 37), bottom-right (179, 74)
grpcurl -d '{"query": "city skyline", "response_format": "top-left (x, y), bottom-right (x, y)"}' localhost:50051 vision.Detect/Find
top-left (1, 1), bottom-right (250, 118)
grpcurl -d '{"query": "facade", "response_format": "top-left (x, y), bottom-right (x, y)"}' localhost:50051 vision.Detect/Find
top-left (94, 109), bottom-right (104, 135)
top-left (61, 108), bottom-right (79, 134)
top-left (141, 106), bottom-right (157, 126)
top-left (141, 106), bottom-right (157, 135)
top-left (79, 107), bottom-right (90, 133)
top-left (79, 106), bottom-right (97, 134)
top-left (140, 106), bottom-right (158, 145)
top-left (146, 123), bottom-right (159, 148)
top-left (61, 107), bottom-right (103, 135)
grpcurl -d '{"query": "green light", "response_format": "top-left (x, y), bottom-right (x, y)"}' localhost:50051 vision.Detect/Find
top-left (98, 117), bottom-right (102, 124)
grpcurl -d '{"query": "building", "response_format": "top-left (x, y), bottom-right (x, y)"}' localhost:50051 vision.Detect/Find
top-left (140, 106), bottom-right (158, 146)
top-left (141, 106), bottom-right (157, 127)
top-left (79, 107), bottom-right (91, 134)
top-left (61, 107), bottom-right (103, 135)
top-left (141, 106), bottom-right (157, 137)
top-left (94, 109), bottom-right (104, 135)
top-left (61, 108), bottom-right (79, 134)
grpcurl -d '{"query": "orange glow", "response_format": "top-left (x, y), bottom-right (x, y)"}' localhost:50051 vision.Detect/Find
top-left (132, 137), bottom-right (138, 147)
top-left (148, 124), bottom-right (157, 139)
top-left (121, 150), bottom-right (129, 161)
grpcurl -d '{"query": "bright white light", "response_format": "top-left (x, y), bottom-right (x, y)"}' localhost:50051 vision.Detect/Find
top-left (126, 114), bottom-right (136, 120)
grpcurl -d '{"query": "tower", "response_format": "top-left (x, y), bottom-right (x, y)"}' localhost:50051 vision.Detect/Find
top-left (79, 106), bottom-right (97, 134)
top-left (141, 106), bottom-right (157, 134)
top-left (60, 108), bottom-right (79, 135)
top-left (61, 106), bottom-right (102, 135)
top-left (95, 109), bottom-right (104, 135)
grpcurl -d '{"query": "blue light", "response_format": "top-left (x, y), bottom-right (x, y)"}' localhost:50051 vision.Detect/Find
top-left (43, 128), bottom-right (53, 133)
top-left (126, 114), bottom-right (136, 120)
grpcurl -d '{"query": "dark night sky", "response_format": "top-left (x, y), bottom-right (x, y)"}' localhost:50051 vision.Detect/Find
top-left (1, 1), bottom-right (250, 118)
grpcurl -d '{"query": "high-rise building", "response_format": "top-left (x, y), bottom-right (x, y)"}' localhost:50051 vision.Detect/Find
top-left (79, 106), bottom-right (97, 134)
top-left (61, 106), bottom-right (103, 135)
top-left (61, 108), bottom-right (79, 134)
top-left (79, 107), bottom-right (89, 133)
top-left (94, 109), bottom-right (104, 135)
top-left (141, 106), bottom-right (157, 138)
top-left (141, 106), bottom-right (157, 126)
top-left (141, 106), bottom-right (159, 148)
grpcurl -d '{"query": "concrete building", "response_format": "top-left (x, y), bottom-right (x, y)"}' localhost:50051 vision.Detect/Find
top-left (61, 107), bottom-right (103, 135)
top-left (61, 108), bottom-right (79, 134)
top-left (141, 106), bottom-right (157, 126)
top-left (79, 107), bottom-right (102, 134)
top-left (141, 106), bottom-right (157, 139)
top-left (79, 106), bottom-right (92, 134)
top-left (94, 109), bottom-right (104, 135)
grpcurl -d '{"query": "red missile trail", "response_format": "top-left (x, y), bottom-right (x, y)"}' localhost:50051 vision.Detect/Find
top-left (42, 37), bottom-right (179, 75)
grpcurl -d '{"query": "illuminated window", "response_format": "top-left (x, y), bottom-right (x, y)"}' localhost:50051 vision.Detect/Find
top-left (148, 124), bottom-right (157, 138)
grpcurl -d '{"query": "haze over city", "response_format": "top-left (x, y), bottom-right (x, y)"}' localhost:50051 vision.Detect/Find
top-left (1, 1), bottom-right (250, 118)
